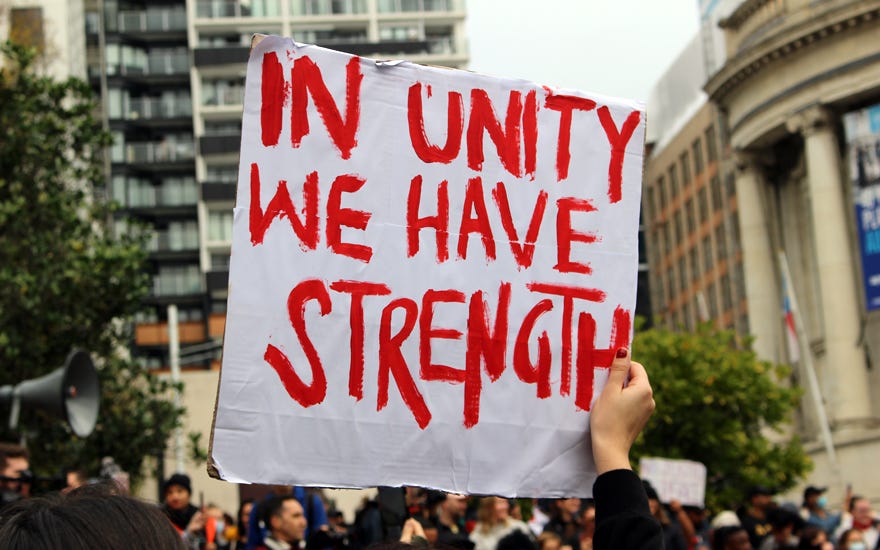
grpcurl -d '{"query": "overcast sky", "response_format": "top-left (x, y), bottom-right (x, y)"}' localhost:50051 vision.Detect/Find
top-left (465, 0), bottom-right (701, 103)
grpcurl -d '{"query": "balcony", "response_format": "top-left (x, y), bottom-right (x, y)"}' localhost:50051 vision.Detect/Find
top-left (206, 270), bottom-right (230, 293)
top-left (202, 182), bottom-right (237, 201)
top-left (126, 97), bottom-right (193, 123)
top-left (118, 9), bottom-right (187, 34)
top-left (195, 0), bottom-right (282, 18)
top-left (193, 46), bottom-right (249, 67)
top-left (200, 134), bottom-right (241, 156)
top-left (114, 141), bottom-right (195, 164)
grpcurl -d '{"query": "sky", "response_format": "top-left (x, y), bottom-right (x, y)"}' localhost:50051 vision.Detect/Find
top-left (465, 0), bottom-right (701, 103)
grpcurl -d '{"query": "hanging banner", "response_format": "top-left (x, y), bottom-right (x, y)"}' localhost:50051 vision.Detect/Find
top-left (209, 35), bottom-right (645, 497)
top-left (844, 103), bottom-right (880, 310)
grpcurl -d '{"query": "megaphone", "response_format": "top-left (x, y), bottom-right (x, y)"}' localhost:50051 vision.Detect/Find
top-left (0, 349), bottom-right (100, 437)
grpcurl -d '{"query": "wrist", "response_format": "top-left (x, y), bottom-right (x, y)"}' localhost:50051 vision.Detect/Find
top-left (593, 451), bottom-right (631, 475)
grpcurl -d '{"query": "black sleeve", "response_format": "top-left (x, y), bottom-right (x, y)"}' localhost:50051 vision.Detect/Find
top-left (592, 469), bottom-right (665, 550)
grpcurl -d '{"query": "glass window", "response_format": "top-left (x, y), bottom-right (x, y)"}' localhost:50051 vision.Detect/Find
top-left (721, 273), bottom-right (733, 310)
top-left (702, 235), bottom-right (713, 273)
top-left (710, 175), bottom-right (722, 211)
top-left (674, 212), bottom-right (683, 244)
top-left (689, 248), bottom-right (699, 283)
top-left (657, 176), bottom-right (667, 211)
top-left (698, 187), bottom-right (709, 224)
top-left (680, 152), bottom-right (691, 186)
top-left (668, 165), bottom-right (679, 198)
top-left (211, 253), bottom-right (231, 270)
top-left (705, 126), bottom-right (718, 162)
top-left (692, 138), bottom-right (704, 175)
top-left (645, 187), bottom-right (656, 224)
top-left (678, 257), bottom-right (687, 293)
top-left (685, 198), bottom-right (695, 234)
top-left (715, 225), bottom-right (727, 260)
top-left (208, 210), bottom-right (234, 242)
top-left (707, 283), bottom-right (718, 318)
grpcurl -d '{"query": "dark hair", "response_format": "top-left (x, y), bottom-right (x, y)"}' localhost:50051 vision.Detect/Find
top-left (0, 486), bottom-right (185, 549)
top-left (838, 528), bottom-right (865, 549)
top-left (797, 526), bottom-right (825, 549)
top-left (497, 530), bottom-right (536, 550)
top-left (713, 525), bottom-right (747, 550)
top-left (0, 443), bottom-right (28, 469)
top-left (262, 494), bottom-right (298, 525)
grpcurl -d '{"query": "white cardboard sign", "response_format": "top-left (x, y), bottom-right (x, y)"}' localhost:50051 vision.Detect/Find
top-left (639, 457), bottom-right (708, 507)
top-left (210, 35), bottom-right (645, 497)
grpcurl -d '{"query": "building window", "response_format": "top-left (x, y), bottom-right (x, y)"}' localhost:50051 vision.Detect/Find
top-left (657, 176), bottom-right (667, 212)
top-left (663, 223), bottom-right (672, 256)
top-left (208, 210), bottom-right (234, 242)
top-left (674, 212), bottom-right (683, 244)
top-left (668, 165), bottom-right (679, 199)
top-left (154, 265), bottom-right (202, 296)
top-left (692, 138), bottom-right (704, 175)
top-left (725, 173), bottom-right (736, 199)
top-left (707, 283), bottom-right (717, 318)
top-left (379, 24), bottom-right (422, 41)
top-left (211, 253), bottom-right (230, 270)
top-left (646, 187), bottom-right (656, 224)
top-left (198, 0), bottom-right (282, 17)
top-left (206, 165), bottom-right (239, 184)
top-left (685, 198), bottom-right (695, 234)
top-left (667, 267), bottom-right (676, 301)
top-left (378, 0), bottom-right (450, 12)
top-left (10, 8), bottom-right (44, 53)
top-left (680, 152), bottom-right (691, 186)
top-left (689, 248), bottom-right (700, 283)
top-left (202, 79), bottom-right (245, 107)
top-left (679, 257), bottom-right (687, 293)
top-left (710, 175), bottom-right (723, 211)
top-left (715, 225), bottom-right (727, 262)
top-left (705, 126), bottom-right (718, 162)
top-left (702, 235), bottom-right (713, 273)
top-left (721, 274), bottom-right (733, 311)
top-left (698, 187), bottom-right (709, 224)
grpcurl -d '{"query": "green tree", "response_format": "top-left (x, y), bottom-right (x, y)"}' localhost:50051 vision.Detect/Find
top-left (631, 321), bottom-right (812, 511)
top-left (0, 42), bottom-right (183, 488)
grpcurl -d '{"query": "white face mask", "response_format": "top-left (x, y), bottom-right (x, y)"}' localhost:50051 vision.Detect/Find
top-left (849, 543), bottom-right (867, 550)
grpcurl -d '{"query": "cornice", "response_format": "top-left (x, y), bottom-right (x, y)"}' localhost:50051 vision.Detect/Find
top-left (705, 1), bottom-right (880, 104)
top-left (720, 0), bottom-right (778, 30)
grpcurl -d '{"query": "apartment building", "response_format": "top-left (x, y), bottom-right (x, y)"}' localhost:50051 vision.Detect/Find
top-left (80, 0), bottom-right (468, 508)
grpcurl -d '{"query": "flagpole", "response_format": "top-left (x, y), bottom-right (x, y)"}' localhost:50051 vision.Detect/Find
top-left (778, 251), bottom-right (838, 468)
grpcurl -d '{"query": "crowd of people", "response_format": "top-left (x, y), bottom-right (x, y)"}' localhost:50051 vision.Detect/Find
top-left (0, 351), bottom-right (877, 550)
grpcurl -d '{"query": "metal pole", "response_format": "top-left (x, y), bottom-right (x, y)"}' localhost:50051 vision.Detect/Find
top-left (168, 304), bottom-right (184, 473)
top-left (778, 251), bottom-right (838, 467)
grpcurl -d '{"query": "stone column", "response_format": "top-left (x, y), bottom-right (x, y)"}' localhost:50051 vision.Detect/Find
top-left (733, 151), bottom-right (779, 361)
top-left (787, 104), bottom-right (871, 425)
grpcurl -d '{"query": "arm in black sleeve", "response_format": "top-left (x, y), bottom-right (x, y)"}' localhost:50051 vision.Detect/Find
top-left (593, 469), bottom-right (665, 550)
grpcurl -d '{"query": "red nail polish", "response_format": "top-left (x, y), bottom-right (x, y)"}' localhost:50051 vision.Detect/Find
top-left (616, 347), bottom-right (628, 358)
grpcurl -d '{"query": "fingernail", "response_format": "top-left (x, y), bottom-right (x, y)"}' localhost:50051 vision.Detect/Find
top-left (616, 347), bottom-right (628, 358)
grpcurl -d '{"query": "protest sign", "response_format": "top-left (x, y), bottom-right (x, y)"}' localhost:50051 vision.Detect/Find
top-left (639, 457), bottom-right (707, 507)
top-left (209, 34), bottom-right (645, 497)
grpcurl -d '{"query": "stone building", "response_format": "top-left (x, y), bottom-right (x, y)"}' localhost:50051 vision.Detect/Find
top-left (646, 0), bottom-right (880, 501)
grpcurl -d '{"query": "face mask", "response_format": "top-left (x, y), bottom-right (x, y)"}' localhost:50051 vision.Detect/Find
top-left (817, 496), bottom-right (827, 509)
top-left (849, 543), bottom-right (867, 550)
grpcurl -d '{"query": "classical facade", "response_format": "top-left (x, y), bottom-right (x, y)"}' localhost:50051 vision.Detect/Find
top-left (705, 0), bottom-right (880, 498)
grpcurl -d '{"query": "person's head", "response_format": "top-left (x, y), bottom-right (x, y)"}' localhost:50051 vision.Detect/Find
top-left (0, 442), bottom-right (30, 502)
top-left (63, 469), bottom-right (88, 493)
top-left (802, 486), bottom-right (826, 510)
top-left (555, 497), bottom-right (581, 518)
top-left (713, 525), bottom-right (751, 550)
top-left (238, 497), bottom-right (255, 536)
top-left (0, 485), bottom-right (185, 549)
top-left (797, 525), bottom-right (830, 550)
top-left (537, 531), bottom-right (562, 550)
top-left (497, 529), bottom-right (536, 550)
top-left (476, 496), bottom-right (509, 528)
top-left (767, 507), bottom-right (802, 542)
top-left (581, 501), bottom-right (596, 528)
top-left (837, 528), bottom-right (867, 550)
top-left (162, 473), bottom-right (192, 511)
top-left (642, 481), bottom-right (662, 519)
top-left (849, 497), bottom-right (873, 527)
top-left (440, 493), bottom-right (467, 520)
top-left (263, 495), bottom-right (306, 544)
top-left (747, 485), bottom-right (774, 511)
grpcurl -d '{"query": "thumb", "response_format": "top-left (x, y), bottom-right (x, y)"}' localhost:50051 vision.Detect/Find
top-left (605, 347), bottom-right (630, 389)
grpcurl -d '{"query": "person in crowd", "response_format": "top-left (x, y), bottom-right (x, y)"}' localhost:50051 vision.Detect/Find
top-left (234, 499), bottom-right (255, 549)
top-left (254, 495), bottom-right (307, 550)
top-left (797, 525), bottom-right (833, 550)
top-left (536, 531), bottom-right (564, 550)
top-left (527, 500), bottom-right (551, 537)
top-left (469, 497), bottom-right (531, 550)
top-left (713, 525), bottom-right (752, 550)
top-left (836, 496), bottom-right (879, 550)
top-left (757, 507), bottom-right (802, 550)
top-left (62, 468), bottom-right (88, 493)
top-left (247, 486), bottom-right (329, 549)
top-left (837, 528), bottom-right (869, 550)
top-left (682, 504), bottom-right (711, 550)
top-left (543, 498), bottom-right (582, 548)
top-left (434, 492), bottom-right (473, 549)
top-left (162, 473), bottom-right (207, 548)
top-left (578, 502), bottom-right (595, 550)
top-left (643, 482), bottom-right (688, 550)
top-left (589, 347), bottom-right (662, 549)
top-left (738, 486), bottom-right (775, 548)
top-left (496, 529), bottom-right (537, 550)
top-left (0, 483), bottom-right (186, 549)
top-left (0, 442), bottom-right (30, 506)
top-left (800, 486), bottom-right (842, 537)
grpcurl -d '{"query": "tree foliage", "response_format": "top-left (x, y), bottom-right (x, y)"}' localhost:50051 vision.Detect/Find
top-left (631, 321), bottom-right (812, 511)
top-left (0, 42), bottom-right (183, 488)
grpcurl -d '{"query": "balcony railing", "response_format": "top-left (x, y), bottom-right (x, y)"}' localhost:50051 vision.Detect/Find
top-left (196, 0), bottom-right (282, 18)
top-left (127, 97), bottom-right (193, 120)
top-left (105, 53), bottom-right (189, 77)
top-left (114, 141), bottom-right (195, 164)
top-left (118, 9), bottom-right (187, 33)
top-left (202, 86), bottom-right (245, 106)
